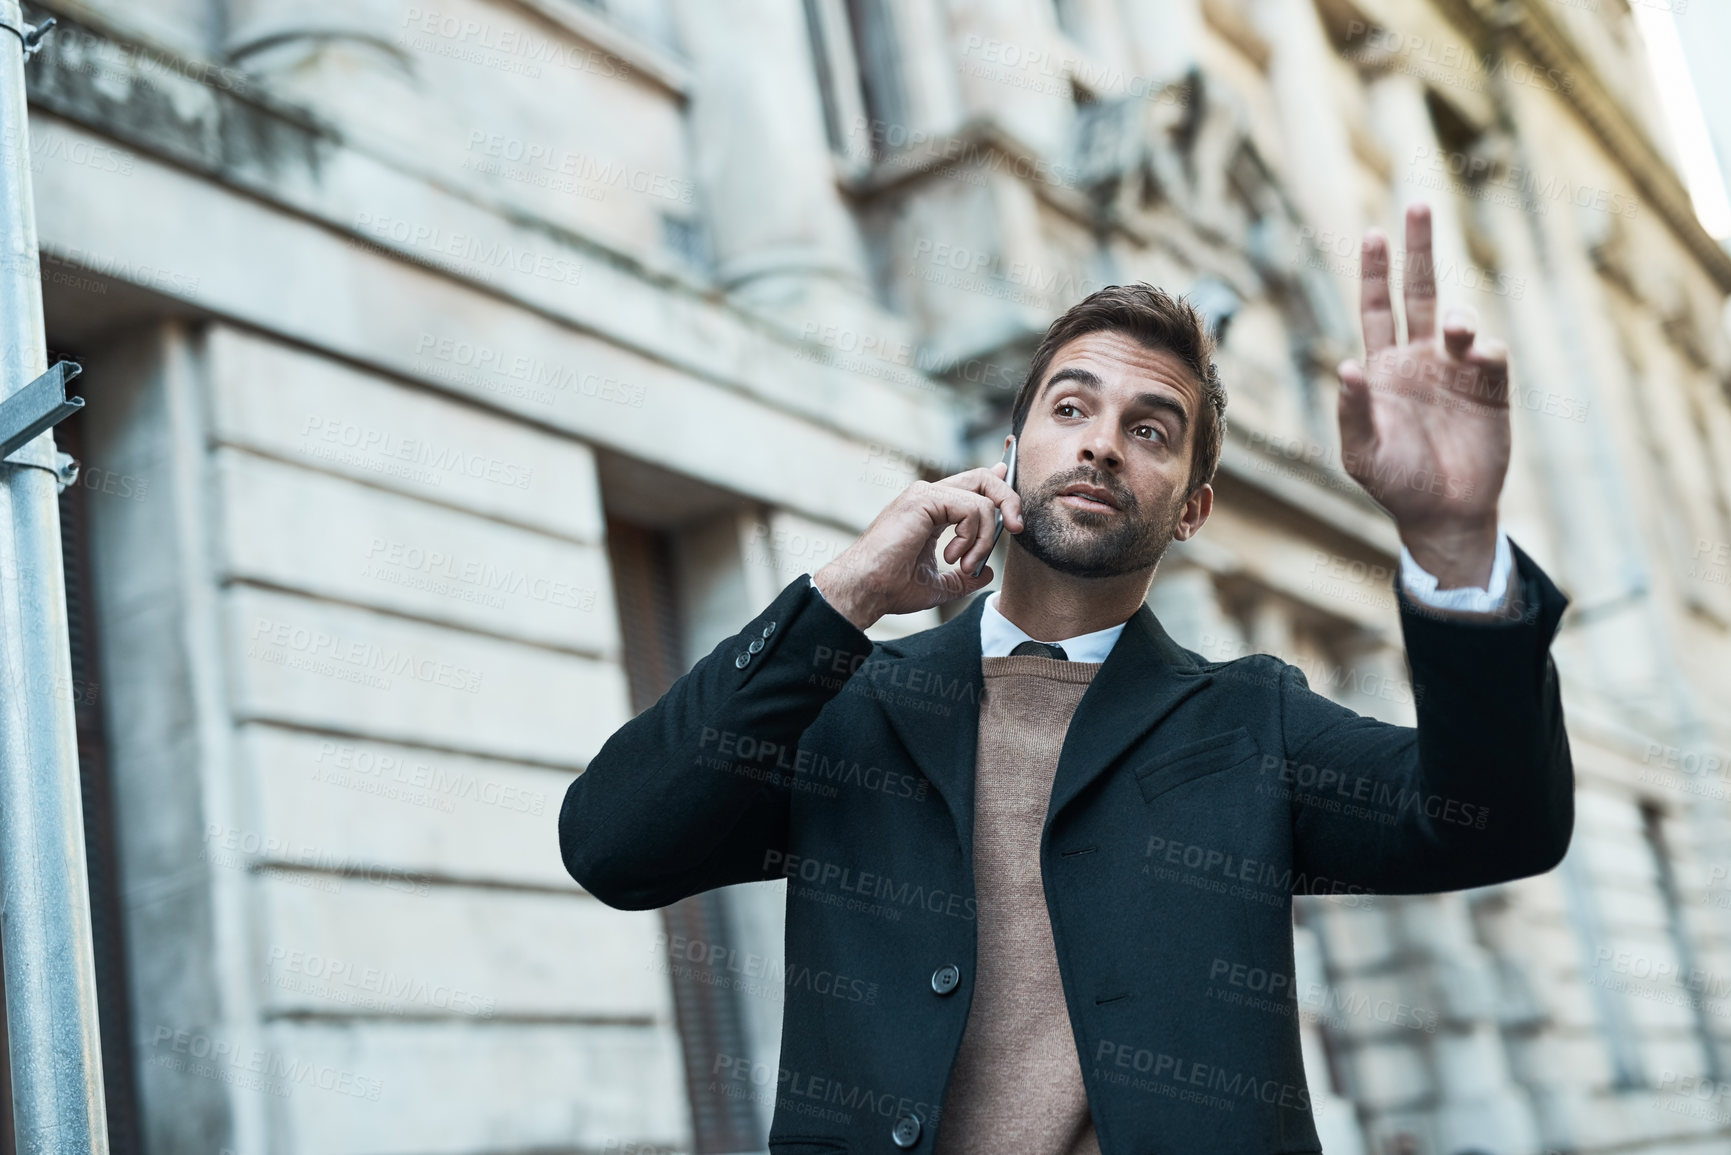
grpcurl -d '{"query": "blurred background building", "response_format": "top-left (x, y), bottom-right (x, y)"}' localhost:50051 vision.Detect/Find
top-left (10, 0), bottom-right (1731, 1152)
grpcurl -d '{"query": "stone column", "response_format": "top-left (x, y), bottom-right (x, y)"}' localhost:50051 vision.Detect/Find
top-left (1469, 132), bottom-right (1666, 711)
top-left (1051, 0), bottom-right (1135, 75)
top-left (1363, 70), bottom-right (1474, 320)
top-left (80, 323), bottom-right (273, 1155)
top-left (672, 508), bottom-right (802, 1141)
top-left (1249, 0), bottom-right (1362, 311)
top-left (1115, 0), bottom-right (1204, 86)
top-left (671, 0), bottom-right (876, 320)
top-left (1146, 563), bottom-right (1245, 661)
top-left (885, 0), bottom-right (966, 140)
top-left (1340, 643), bottom-right (1413, 726)
top-left (1248, 597), bottom-right (1294, 658)
top-left (944, 0), bottom-right (1077, 157)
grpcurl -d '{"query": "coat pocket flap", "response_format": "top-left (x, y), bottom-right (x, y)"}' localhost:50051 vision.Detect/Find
top-left (1133, 727), bottom-right (1258, 803)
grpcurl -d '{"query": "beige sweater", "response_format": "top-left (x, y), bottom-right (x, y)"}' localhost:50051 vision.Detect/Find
top-left (933, 655), bottom-right (1104, 1155)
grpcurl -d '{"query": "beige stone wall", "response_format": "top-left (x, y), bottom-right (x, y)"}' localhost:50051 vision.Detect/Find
top-left (23, 0), bottom-right (1731, 1152)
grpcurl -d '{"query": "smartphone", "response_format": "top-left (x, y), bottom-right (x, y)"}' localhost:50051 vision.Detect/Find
top-left (972, 436), bottom-right (1017, 578)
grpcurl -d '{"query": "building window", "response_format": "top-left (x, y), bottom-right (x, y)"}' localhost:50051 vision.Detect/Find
top-left (570, 0), bottom-right (681, 57)
top-left (661, 212), bottom-right (711, 276)
top-left (1640, 802), bottom-right (1723, 1084)
top-left (846, 0), bottom-right (908, 154)
top-left (806, 0), bottom-right (906, 164)
top-left (605, 517), bottom-right (763, 1152)
top-left (1560, 843), bottom-right (1646, 1090)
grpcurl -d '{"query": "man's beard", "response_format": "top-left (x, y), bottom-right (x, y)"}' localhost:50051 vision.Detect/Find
top-left (1014, 468), bottom-right (1187, 579)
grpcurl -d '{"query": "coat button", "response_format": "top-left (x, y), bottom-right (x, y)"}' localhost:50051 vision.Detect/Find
top-left (762, 621), bottom-right (776, 637)
top-left (891, 1113), bottom-right (922, 1147)
top-left (930, 964), bottom-right (960, 995)
top-left (748, 637), bottom-right (765, 653)
top-left (734, 651), bottom-right (751, 669)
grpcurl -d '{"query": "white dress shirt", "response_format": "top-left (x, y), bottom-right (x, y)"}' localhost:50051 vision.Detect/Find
top-left (805, 528), bottom-right (1514, 660)
top-left (978, 593), bottom-right (1127, 661)
top-left (1397, 528), bottom-right (1513, 616)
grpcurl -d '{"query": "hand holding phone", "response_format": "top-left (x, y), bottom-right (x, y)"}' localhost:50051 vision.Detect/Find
top-left (812, 437), bottom-right (1021, 629)
top-left (973, 435), bottom-right (1018, 577)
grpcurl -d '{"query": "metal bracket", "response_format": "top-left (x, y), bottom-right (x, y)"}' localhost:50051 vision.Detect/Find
top-left (0, 14), bottom-right (55, 60)
top-left (0, 361), bottom-right (84, 488)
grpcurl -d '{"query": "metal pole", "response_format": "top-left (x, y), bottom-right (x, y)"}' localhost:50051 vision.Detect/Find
top-left (0, 1), bottom-right (110, 1151)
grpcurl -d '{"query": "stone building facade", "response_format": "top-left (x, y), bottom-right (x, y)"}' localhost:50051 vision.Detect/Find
top-left (13, 0), bottom-right (1731, 1152)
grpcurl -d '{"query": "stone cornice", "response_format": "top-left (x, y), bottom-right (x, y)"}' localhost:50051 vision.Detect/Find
top-left (840, 108), bottom-right (1405, 557)
top-left (20, 5), bottom-right (964, 480)
top-left (1436, 0), bottom-right (1731, 290)
top-left (837, 109), bottom-right (1260, 280)
top-left (838, 114), bottom-right (1097, 219)
top-left (495, 0), bottom-right (691, 100)
top-left (1216, 421), bottom-right (1402, 560)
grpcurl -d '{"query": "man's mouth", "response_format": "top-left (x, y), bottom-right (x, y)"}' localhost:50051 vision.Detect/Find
top-left (1060, 492), bottom-right (1119, 513)
top-left (1056, 481), bottom-right (1123, 513)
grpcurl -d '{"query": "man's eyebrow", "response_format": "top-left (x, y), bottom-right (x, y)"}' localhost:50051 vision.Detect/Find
top-left (1039, 366), bottom-right (1191, 436)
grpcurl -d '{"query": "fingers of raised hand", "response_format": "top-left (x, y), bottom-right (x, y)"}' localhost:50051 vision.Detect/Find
top-left (1403, 204), bottom-right (1439, 344)
top-left (1434, 308), bottom-right (1510, 406)
top-left (1336, 358), bottom-right (1375, 479)
top-left (1464, 335), bottom-right (1510, 405)
top-left (1442, 306), bottom-right (1478, 360)
top-left (1360, 229), bottom-right (1398, 355)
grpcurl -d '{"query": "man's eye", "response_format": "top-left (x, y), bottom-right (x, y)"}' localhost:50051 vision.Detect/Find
top-left (1135, 424), bottom-right (1163, 442)
top-left (1056, 402), bottom-right (1079, 417)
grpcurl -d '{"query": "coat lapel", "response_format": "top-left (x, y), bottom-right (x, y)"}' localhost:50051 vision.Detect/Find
top-left (1045, 602), bottom-right (1214, 826)
top-left (874, 593), bottom-right (989, 862)
top-left (872, 592), bottom-right (1215, 864)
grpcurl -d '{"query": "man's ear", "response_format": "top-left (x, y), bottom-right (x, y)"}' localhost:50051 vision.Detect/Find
top-left (1172, 484), bottom-right (1213, 542)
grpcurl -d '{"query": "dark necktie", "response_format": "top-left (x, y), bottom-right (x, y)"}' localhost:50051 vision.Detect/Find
top-left (1010, 639), bottom-right (1068, 660)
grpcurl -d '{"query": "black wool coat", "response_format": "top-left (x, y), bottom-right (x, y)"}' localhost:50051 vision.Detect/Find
top-left (560, 543), bottom-right (1575, 1154)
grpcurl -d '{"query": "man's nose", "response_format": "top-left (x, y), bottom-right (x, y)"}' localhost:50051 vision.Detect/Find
top-left (1080, 434), bottom-right (1123, 469)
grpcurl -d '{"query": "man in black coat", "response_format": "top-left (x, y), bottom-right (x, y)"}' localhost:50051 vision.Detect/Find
top-left (560, 205), bottom-right (1574, 1154)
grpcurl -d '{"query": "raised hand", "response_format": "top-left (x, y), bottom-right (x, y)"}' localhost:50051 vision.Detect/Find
top-left (1338, 203), bottom-right (1510, 589)
top-left (813, 461), bottom-right (1023, 631)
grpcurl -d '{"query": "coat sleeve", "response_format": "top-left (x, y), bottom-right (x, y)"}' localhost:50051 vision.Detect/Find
top-left (559, 572), bottom-right (873, 910)
top-left (1280, 540), bottom-right (1575, 896)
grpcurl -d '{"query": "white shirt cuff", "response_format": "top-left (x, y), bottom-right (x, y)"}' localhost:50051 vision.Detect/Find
top-left (1399, 529), bottom-right (1513, 613)
top-left (805, 572), bottom-right (828, 603)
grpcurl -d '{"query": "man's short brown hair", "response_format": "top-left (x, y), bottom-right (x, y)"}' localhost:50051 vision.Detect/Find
top-left (1011, 283), bottom-right (1227, 497)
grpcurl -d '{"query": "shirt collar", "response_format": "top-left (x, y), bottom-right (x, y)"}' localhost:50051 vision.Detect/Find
top-left (979, 590), bottom-right (1130, 662)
